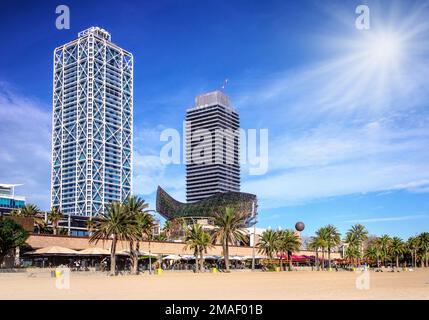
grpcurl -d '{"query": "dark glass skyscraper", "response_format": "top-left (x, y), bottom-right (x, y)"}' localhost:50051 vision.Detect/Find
top-left (185, 91), bottom-right (240, 202)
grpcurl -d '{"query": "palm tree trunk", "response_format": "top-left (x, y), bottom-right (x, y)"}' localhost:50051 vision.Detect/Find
top-left (200, 250), bottom-right (204, 272)
top-left (396, 255), bottom-right (399, 268)
top-left (279, 254), bottom-right (283, 272)
top-left (148, 240), bottom-right (152, 274)
top-left (195, 250), bottom-right (199, 273)
top-left (135, 241), bottom-right (140, 274)
top-left (110, 235), bottom-right (117, 276)
top-left (224, 243), bottom-right (230, 272)
top-left (288, 251), bottom-right (292, 271)
top-left (321, 250), bottom-right (325, 270)
top-left (328, 248), bottom-right (332, 269)
top-left (315, 250), bottom-right (319, 271)
top-left (130, 239), bottom-right (138, 275)
top-left (414, 250), bottom-right (417, 268)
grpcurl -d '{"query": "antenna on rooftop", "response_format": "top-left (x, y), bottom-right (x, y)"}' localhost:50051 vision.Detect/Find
top-left (220, 78), bottom-right (229, 92)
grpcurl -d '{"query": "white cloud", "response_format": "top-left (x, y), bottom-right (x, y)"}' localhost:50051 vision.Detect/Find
top-left (133, 151), bottom-right (185, 201)
top-left (0, 83), bottom-right (51, 209)
top-left (344, 215), bottom-right (429, 224)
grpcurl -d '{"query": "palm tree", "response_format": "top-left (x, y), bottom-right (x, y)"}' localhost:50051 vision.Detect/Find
top-left (319, 225), bottom-right (341, 269)
top-left (407, 236), bottom-right (419, 268)
top-left (162, 220), bottom-right (173, 240)
top-left (390, 237), bottom-right (404, 268)
top-left (47, 207), bottom-right (62, 235)
top-left (198, 229), bottom-right (213, 272)
top-left (377, 235), bottom-right (391, 266)
top-left (11, 204), bottom-right (46, 233)
top-left (19, 204), bottom-right (40, 217)
top-left (257, 229), bottom-right (279, 263)
top-left (137, 211), bottom-right (155, 273)
top-left (418, 232), bottom-right (429, 267)
top-left (10, 209), bottom-right (21, 216)
top-left (185, 224), bottom-right (211, 273)
top-left (212, 207), bottom-right (253, 272)
top-left (277, 229), bottom-right (301, 271)
top-left (85, 219), bottom-right (96, 236)
top-left (345, 224), bottom-right (368, 265)
top-left (364, 245), bottom-right (380, 267)
top-left (307, 236), bottom-right (325, 271)
top-left (345, 245), bottom-right (360, 267)
top-left (89, 201), bottom-right (137, 276)
top-left (123, 196), bottom-right (151, 275)
top-left (314, 228), bottom-right (329, 270)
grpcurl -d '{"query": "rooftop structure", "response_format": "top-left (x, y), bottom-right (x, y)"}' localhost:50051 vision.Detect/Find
top-left (0, 184), bottom-right (26, 214)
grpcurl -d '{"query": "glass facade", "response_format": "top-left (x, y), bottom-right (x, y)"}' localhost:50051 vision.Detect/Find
top-left (0, 197), bottom-right (25, 209)
top-left (51, 27), bottom-right (133, 217)
top-left (185, 91), bottom-right (240, 202)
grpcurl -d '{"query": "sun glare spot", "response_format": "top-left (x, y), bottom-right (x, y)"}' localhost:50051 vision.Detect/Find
top-left (365, 33), bottom-right (402, 65)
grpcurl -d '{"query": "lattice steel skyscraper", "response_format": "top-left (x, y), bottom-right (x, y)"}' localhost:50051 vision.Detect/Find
top-left (51, 27), bottom-right (133, 218)
top-left (186, 91), bottom-right (240, 202)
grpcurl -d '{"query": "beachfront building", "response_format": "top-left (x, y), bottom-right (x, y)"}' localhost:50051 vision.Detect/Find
top-left (185, 91), bottom-right (240, 202)
top-left (0, 184), bottom-right (25, 215)
top-left (156, 91), bottom-right (256, 233)
top-left (51, 27), bottom-right (133, 220)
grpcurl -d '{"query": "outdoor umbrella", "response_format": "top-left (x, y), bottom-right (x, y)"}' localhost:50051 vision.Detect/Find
top-left (25, 246), bottom-right (79, 256)
top-left (203, 255), bottom-right (220, 260)
top-left (180, 254), bottom-right (195, 260)
top-left (78, 247), bottom-right (110, 255)
top-left (162, 254), bottom-right (181, 261)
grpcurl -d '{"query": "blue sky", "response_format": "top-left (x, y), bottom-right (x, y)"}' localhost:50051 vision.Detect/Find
top-left (1, 0), bottom-right (429, 239)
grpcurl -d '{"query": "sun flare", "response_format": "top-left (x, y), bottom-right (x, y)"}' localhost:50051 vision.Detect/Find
top-left (365, 32), bottom-right (402, 66)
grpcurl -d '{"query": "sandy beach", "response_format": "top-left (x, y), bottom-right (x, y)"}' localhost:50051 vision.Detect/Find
top-left (1, 269), bottom-right (428, 300)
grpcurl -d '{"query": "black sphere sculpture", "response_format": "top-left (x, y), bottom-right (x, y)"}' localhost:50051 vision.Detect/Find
top-left (295, 221), bottom-right (305, 232)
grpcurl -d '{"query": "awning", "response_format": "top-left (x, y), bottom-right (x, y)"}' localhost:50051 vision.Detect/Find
top-left (163, 254), bottom-right (181, 261)
top-left (25, 246), bottom-right (79, 255)
top-left (78, 247), bottom-right (110, 255)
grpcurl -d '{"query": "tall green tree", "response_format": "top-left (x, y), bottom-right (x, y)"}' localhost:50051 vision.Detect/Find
top-left (213, 207), bottom-right (253, 272)
top-left (162, 220), bottom-right (173, 240)
top-left (85, 219), bottom-right (96, 236)
top-left (364, 245), bottom-right (381, 267)
top-left (257, 229), bottom-right (279, 264)
top-left (90, 202), bottom-right (138, 276)
top-left (185, 224), bottom-right (212, 272)
top-left (18, 204), bottom-right (40, 217)
top-left (418, 232), bottom-right (429, 267)
top-left (345, 224), bottom-right (368, 265)
top-left (11, 204), bottom-right (46, 233)
top-left (321, 225), bottom-right (341, 269)
top-left (277, 229), bottom-right (301, 271)
top-left (307, 236), bottom-right (325, 271)
top-left (0, 219), bottom-right (29, 267)
top-left (47, 207), bottom-right (63, 235)
top-left (390, 237), bottom-right (404, 268)
top-left (345, 245), bottom-right (360, 267)
top-left (198, 228), bottom-right (213, 271)
top-left (124, 196), bottom-right (151, 275)
top-left (407, 236), bottom-right (419, 268)
top-left (377, 235), bottom-right (391, 266)
top-left (314, 227), bottom-right (329, 270)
